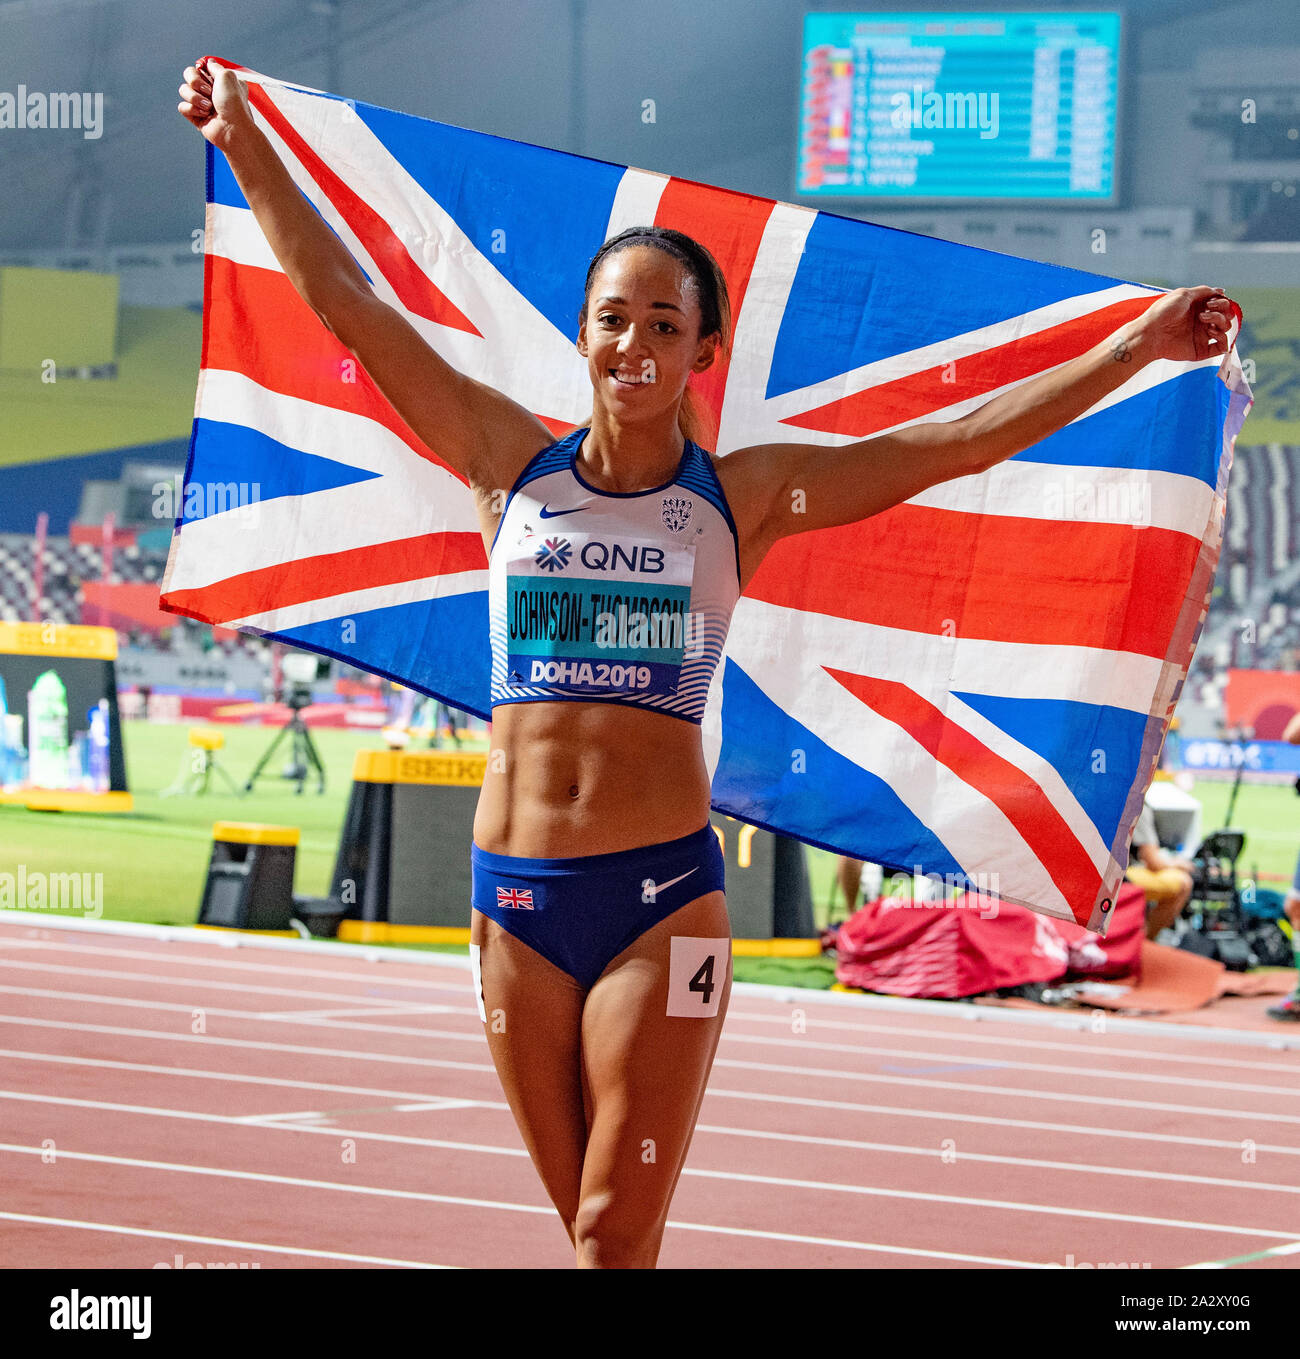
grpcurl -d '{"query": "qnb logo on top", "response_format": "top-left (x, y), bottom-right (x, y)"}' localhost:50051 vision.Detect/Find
top-left (534, 537), bottom-right (573, 572)
top-left (533, 537), bottom-right (668, 575)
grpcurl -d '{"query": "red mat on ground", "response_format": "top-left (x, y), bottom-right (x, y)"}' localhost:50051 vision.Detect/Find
top-left (1073, 951), bottom-right (1298, 1013)
top-left (833, 884), bottom-right (1148, 999)
top-left (1072, 942), bottom-right (1224, 1013)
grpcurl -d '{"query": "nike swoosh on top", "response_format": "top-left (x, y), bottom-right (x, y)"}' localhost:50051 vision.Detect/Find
top-left (539, 503), bottom-right (587, 519)
top-left (646, 867), bottom-right (699, 896)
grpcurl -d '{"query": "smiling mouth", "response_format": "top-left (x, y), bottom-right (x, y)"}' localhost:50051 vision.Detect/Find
top-left (609, 368), bottom-right (654, 386)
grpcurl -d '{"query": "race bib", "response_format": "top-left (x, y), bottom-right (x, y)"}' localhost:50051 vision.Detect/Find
top-left (505, 531), bottom-right (695, 698)
top-left (666, 937), bottom-right (730, 1018)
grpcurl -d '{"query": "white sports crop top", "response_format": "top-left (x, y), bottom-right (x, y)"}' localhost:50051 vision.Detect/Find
top-left (488, 426), bottom-right (741, 725)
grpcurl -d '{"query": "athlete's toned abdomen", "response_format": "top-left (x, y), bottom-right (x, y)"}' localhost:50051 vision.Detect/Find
top-left (474, 701), bottom-right (713, 858)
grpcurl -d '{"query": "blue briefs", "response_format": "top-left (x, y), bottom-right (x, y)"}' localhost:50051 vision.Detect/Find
top-left (471, 824), bottom-right (726, 989)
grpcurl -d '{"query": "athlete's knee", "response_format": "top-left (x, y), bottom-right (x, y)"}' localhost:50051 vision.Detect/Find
top-left (573, 1190), bottom-right (660, 1269)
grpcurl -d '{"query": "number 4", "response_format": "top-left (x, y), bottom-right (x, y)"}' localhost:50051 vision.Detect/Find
top-left (689, 954), bottom-right (716, 1005)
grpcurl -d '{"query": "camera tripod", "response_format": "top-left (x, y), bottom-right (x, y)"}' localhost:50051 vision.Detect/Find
top-left (243, 695), bottom-right (326, 796)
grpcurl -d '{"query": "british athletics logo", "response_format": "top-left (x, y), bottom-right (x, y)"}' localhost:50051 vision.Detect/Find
top-left (160, 58), bottom-right (1252, 934)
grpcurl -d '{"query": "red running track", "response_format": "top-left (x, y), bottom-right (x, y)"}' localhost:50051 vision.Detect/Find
top-left (0, 917), bottom-right (1297, 1270)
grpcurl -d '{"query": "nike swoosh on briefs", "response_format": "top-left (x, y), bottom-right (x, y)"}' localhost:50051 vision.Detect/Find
top-left (646, 867), bottom-right (699, 895)
top-left (539, 503), bottom-right (587, 519)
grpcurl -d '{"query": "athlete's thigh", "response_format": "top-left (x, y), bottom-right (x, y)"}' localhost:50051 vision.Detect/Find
top-left (471, 909), bottom-right (588, 1227)
top-left (577, 891), bottom-right (733, 1226)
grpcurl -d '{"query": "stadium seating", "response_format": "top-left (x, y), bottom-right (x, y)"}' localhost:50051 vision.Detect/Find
top-left (0, 532), bottom-right (260, 657)
top-left (1204, 445), bottom-right (1300, 665)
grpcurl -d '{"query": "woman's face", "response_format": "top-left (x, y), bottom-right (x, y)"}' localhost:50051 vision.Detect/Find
top-left (577, 245), bottom-right (719, 424)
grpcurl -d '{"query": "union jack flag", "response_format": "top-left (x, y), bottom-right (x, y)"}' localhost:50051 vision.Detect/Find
top-left (496, 887), bottom-right (535, 911)
top-left (160, 59), bottom-right (1252, 932)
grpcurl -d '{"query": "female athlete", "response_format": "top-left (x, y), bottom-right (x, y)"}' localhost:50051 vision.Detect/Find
top-left (180, 58), bottom-right (1238, 1267)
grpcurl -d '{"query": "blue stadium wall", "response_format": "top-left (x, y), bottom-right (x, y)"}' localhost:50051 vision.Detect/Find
top-left (0, 439), bottom-right (189, 535)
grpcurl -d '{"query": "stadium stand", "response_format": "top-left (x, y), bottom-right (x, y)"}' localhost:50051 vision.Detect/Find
top-left (1203, 446), bottom-right (1300, 663)
top-left (0, 532), bottom-right (262, 660)
top-left (0, 532), bottom-right (155, 625)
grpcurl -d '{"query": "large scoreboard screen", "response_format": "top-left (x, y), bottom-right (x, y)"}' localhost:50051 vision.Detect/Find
top-left (797, 11), bottom-right (1122, 202)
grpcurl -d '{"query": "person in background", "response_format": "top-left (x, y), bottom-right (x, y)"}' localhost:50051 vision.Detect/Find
top-left (1267, 711), bottom-right (1300, 1021)
top-left (1159, 714), bottom-right (1182, 770)
top-left (435, 701), bottom-right (465, 749)
top-left (1126, 796), bottom-right (1196, 941)
top-left (835, 856), bottom-right (864, 920)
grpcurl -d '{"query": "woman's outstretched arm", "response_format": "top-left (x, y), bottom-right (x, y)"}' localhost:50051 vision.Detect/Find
top-left (721, 286), bottom-right (1239, 559)
top-left (178, 58), bottom-right (551, 487)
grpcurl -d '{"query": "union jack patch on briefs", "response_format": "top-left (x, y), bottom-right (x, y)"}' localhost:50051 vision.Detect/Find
top-left (496, 886), bottom-right (534, 910)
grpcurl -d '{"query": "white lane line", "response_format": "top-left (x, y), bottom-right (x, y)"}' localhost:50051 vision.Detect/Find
top-left (723, 1012), bottom-right (1300, 1074)
top-left (235, 1098), bottom-right (481, 1121)
top-left (0, 959), bottom-right (448, 1008)
top-left (0, 1091), bottom-right (522, 1156)
top-left (0, 1047), bottom-right (493, 1102)
top-left (0, 1211), bottom-right (450, 1268)
top-left (2, 1139), bottom-right (1288, 1249)
top-left (711, 1056), bottom-right (1300, 1125)
top-left (0, 1144), bottom-right (1077, 1268)
top-left (5, 935), bottom-right (1294, 1063)
top-left (4, 1083), bottom-right (1296, 1189)
top-left (0, 1016), bottom-right (496, 1075)
top-left (2, 919), bottom-right (1289, 1050)
top-left (1184, 1240), bottom-right (1300, 1269)
top-left (392, 1100), bottom-right (481, 1112)
top-left (7, 960), bottom-right (1291, 1090)
top-left (0, 986), bottom-right (473, 1030)
top-left (3, 1009), bottom-right (1297, 1127)
top-left (0, 915), bottom-right (470, 970)
top-left (662, 1219), bottom-right (1047, 1266)
top-left (679, 1165), bottom-right (1298, 1240)
top-left (6, 981), bottom-right (1289, 1112)
top-left (258, 1005), bottom-right (459, 1021)
top-left (728, 981), bottom-right (1300, 1052)
top-left (692, 1124), bottom-right (1300, 1196)
top-left (232, 1111), bottom-right (331, 1124)
top-left (703, 1088), bottom-right (1300, 1156)
top-left (716, 1031), bottom-right (1300, 1097)
top-left (0, 935), bottom-right (474, 992)
top-left (3, 1085), bottom-right (1296, 1231)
